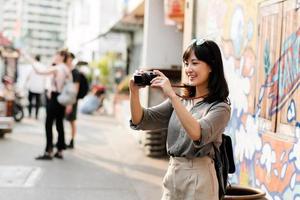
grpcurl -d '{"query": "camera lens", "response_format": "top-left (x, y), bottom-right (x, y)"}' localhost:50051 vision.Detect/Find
top-left (134, 71), bottom-right (157, 86)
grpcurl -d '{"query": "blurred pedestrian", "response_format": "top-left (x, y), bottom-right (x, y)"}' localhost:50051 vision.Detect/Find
top-left (79, 85), bottom-right (105, 115)
top-left (129, 39), bottom-right (231, 200)
top-left (25, 55), bottom-right (46, 119)
top-left (23, 49), bottom-right (70, 160)
top-left (65, 52), bottom-right (80, 149)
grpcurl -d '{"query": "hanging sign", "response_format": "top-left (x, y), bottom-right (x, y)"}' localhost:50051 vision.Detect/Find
top-left (164, 0), bottom-right (185, 25)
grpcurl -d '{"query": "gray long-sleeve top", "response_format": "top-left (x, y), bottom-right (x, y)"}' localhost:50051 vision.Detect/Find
top-left (130, 99), bottom-right (231, 159)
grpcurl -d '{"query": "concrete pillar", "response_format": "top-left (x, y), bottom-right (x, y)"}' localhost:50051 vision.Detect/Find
top-left (142, 0), bottom-right (183, 69)
top-left (182, 0), bottom-right (195, 82)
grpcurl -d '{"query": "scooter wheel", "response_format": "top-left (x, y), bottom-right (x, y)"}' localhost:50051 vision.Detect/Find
top-left (13, 105), bottom-right (24, 122)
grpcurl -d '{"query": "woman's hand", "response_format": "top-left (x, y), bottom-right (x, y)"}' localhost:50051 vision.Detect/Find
top-left (129, 70), bottom-right (145, 94)
top-left (65, 105), bottom-right (73, 115)
top-left (129, 70), bottom-right (145, 125)
top-left (151, 70), bottom-right (176, 99)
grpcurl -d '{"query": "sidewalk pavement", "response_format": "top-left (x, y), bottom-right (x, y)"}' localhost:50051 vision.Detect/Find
top-left (0, 109), bottom-right (168, 200)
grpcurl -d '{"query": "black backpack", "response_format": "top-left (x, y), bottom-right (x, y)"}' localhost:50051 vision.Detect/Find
top-left (77, 72), bottom-right (89, 99)
top-left (206, 102), bottom-right (236, 200)
top-left (213, 134), bottom-right (235, 200)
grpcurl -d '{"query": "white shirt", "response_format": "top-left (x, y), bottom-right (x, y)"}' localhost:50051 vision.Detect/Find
top-left (27, 65), bottom-right (46, 94)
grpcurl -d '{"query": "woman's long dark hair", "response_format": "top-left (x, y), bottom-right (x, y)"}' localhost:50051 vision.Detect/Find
top-left (181, 40), bottom-right (229, 104)
top-left (57, 49), bottom-right (69, 63)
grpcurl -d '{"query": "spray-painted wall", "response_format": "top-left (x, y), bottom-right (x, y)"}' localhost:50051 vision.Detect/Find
top-left (193, 0), bottom-right (300, 199)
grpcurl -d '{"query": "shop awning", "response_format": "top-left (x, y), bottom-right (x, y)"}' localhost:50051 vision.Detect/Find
top-left (122, 0), bottom-right (144, 25)
top-left (109, 0), bottom-right (144, 33)
top-left (80, 1), bottom-right (144, 46)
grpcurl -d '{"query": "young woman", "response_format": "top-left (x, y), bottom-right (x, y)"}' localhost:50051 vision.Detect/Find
top-left (129, 39), bottom-right (231, 200)
top-left (23, 50), bottom-right (70, 160)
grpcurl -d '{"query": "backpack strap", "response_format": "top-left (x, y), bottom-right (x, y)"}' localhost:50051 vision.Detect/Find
top-left (205, 101), bottom-right (222, 146)
top-left (205, 101), bottom-right (223, 115)
top-left (206, 101), bottom-right (235, 200)
top-left (204, 101), bottom-right (230, 157)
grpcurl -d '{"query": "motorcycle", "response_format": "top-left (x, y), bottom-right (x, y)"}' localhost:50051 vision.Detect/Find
top-left (13, 90), bottom-right (25, 122)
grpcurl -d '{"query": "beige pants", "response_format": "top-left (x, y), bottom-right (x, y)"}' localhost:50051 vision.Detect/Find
top-left (161, 156), bottom-right (219, 200)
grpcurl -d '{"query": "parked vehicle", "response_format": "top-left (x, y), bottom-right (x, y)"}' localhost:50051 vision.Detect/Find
top-left (0, 96), bottom-right (13, 138)
top-left (0, 46), bottom-right (19, 137)
top-left (0, 76), bottom-right (14, 137)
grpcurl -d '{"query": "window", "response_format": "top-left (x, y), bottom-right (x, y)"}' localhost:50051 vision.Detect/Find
top-left (257, 0), bottom-right (300, 136)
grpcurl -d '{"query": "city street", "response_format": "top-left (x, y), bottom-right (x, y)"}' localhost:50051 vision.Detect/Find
top-left (0, 0), bottom-right (298, 198)
top-left (0, 111), bottom-right (168, 200)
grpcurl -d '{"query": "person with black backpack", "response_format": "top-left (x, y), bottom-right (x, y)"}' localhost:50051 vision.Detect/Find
top-left (65, 53), bottom-right (89, 149)
top-left (129, 39), bottom-right (231, 200)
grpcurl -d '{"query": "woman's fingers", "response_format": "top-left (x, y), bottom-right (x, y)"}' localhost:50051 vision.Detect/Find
top-left (130, 73), bottom-right (146, 90)
top-left (150, 76), bottom-right (162, 83)
top-left (151, 70), bottom-right (167, 84)
top-left (153, 70), bottom-right (166, 78)
top-left (151, 76), bottom-right (168, 87)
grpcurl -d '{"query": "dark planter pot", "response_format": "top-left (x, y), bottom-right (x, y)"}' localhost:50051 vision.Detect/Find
top-left (224, 185), bottom-right (267, 200)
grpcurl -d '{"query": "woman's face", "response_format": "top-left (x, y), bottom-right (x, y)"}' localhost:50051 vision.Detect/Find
top-left (66, 56), bottom-right (73, 66)
top-left (184, 50), bottom-right (211, 86)
top-left (53, 53), bottom-right (64, 64)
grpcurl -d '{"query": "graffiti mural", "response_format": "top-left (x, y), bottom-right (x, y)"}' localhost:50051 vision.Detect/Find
top-left (258, 27), bottom-right (300, 116)
top-left (196, 0), bottom-right (300, 199)
top-left (287, 100), bottom-right (297, 123)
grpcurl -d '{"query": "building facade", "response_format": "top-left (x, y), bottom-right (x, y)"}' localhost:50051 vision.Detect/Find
top-left (116, 0), bottom-right (300, 198)
top-left (184, 0), bottom-right (300, 199)
top-left (66, 0), bottom-right (127, 62)
top-left (0, 0), bottom-right (4, 31)
top-left (1, 0), bottom-right (69, 62)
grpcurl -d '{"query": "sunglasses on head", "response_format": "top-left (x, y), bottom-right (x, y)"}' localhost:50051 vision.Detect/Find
top-left (189, 38), bottom-right (207, 46)
top-left (189, 38), bottom-right (216, 64)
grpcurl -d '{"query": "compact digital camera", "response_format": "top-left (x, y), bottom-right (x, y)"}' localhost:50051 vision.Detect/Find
top-left (134, 71), bottom-right (157, 86)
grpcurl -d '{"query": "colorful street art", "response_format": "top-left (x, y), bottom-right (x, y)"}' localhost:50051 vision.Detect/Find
top-left (261, 27), bottom-right (300, 116)
top-left (197, 0), bottom-right (300, 199)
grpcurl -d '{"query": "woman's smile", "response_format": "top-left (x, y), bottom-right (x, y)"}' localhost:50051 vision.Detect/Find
top-left (188, 75), bottom-right (196, 82)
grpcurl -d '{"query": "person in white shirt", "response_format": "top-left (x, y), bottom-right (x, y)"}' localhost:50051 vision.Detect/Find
top-left (25, 55), bottom-right (46, 119)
